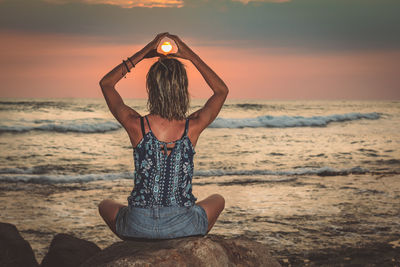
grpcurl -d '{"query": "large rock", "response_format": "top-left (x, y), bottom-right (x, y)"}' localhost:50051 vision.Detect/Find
top-left (0, 222), bottom-right (38, 267)
top-left (81, 234), bottom-right (281, 267)
top-left (41, 234), bottom-right (101, 267)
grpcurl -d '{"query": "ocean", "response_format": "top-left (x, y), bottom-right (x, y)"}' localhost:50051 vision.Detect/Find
top-left (1, 98), bottom-right (399, 265)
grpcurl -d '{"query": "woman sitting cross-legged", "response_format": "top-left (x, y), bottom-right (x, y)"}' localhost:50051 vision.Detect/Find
top-left (98, 32), bottom-right (228, 239)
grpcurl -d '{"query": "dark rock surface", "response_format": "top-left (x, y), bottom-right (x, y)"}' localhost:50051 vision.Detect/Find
top-left (0, 222), bottom-right (38, 267)
top-left (0, 221), bottom-right (281, 267)
top-left (81, 234), bottom-right (281, 267)
top-left (284, 241), bottom-right (400, 267)
top-left (41, 233), bottom-right (101, 267)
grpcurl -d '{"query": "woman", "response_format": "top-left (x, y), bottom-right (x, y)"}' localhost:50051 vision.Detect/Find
top-left (98, 32), bottom-right (228, 239)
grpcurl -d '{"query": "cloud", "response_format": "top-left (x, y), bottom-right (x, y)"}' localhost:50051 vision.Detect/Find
top-left (42, 0), bottom-right (184, 8)
top-left (0, 0), bottom-right (399, 51)
top-left (41, 0), bottom-right (289, 8)
top-left (234, 0), bottom-right (290, 3)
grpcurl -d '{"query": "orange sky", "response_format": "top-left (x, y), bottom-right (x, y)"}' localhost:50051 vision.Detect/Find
top-left (1, 30), bottom-right (399, 99)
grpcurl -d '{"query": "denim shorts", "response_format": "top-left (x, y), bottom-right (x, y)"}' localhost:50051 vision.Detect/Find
top-left (115, 204), bottom-right (208, 240)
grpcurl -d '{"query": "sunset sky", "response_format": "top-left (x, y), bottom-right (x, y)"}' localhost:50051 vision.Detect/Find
top-left (0, 0), bottom-right (399, 99)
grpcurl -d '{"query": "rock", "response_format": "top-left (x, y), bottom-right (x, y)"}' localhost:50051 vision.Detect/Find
top-left (81, 234), bottom-right (281, 267)
top-left (41, 234), bottom-right (101, 267)
top-left (0, 222), bottom-right (39, 267)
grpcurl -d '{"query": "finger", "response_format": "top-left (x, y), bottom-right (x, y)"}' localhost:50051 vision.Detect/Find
top-left (157, 32), bottom-right (169, 40)
top-left (157, 32), bottom-right (169, 37)
top-left (167, 34), bottom-right (179, 41)
top-left (167, 35), bottom-right (182, 49)
top-left (155, 51), bottom-right (165, 57)
top-left (154, 34), bottom-right (168, 47)
top-left (145, 49), bottom-right (161, 59)
top-left (149, 49), bottom-right (157, 55)
top-left (168, 53), bottom-right (182, 59)
top-left (153, 32), bottom-right (169, 45)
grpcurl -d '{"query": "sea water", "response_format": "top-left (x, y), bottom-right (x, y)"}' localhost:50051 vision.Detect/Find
top-left (1, 99), bottom-right (398, 182)
top-left (0, 99), bottom-right (399, 262)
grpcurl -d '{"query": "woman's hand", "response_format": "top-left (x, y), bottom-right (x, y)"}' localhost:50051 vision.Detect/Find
top-left (167, 34), bottom-right (195, 61)
top-left (141, 32), bottom-right (169, 59)
top-left (142, 49), bottom-right (162, 59)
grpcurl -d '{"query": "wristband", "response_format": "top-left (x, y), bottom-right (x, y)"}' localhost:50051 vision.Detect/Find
top-left (127, 57), bottom-right (135, 68)
top-left (122, 59), bottom-right (130, 73)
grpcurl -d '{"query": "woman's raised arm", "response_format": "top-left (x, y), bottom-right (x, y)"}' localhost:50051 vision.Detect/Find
top-left (99, 32), bottom-right (168, 127)
top-left (168, 34), bottom-right (229, 133)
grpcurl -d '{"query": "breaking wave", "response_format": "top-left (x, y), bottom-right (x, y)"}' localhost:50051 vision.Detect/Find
top-left (0, 166), bottom-right (372, 184)
top-left (0, 118), bottom-right (121, 133)
top-left (0, 112), bottom-right (381, 134)
top-left (209, 112), bottom-right (380, 128)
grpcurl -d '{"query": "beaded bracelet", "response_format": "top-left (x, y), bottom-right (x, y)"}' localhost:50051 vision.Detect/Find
top-left (127, 57), bottom-right (135, 68)
top-left (122, 60), bottom-right (130, 73)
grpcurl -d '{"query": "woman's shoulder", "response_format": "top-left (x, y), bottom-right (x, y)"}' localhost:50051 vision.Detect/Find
top-left (146, 114), bottom-right (188, 124)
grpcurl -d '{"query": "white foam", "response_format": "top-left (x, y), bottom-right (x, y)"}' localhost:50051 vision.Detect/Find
top-left (0, 172), bottom-right (134, 184)
top-left (0, 166), bottom-right (370, 184)
top-left (0, 118), bottom-right (121, 133)
top-left (209, 112), bottom-right (380, 128)
top-left (194, 166), bottom-right (369, 177)
top-left (0, 113), bottom-right (380, 133)
top-left (0, 168), bottom-right (35, 174)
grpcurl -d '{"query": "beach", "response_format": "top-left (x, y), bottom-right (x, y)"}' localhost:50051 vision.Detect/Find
top-left (1, 99), bottom-right (399, 265)
top-left (1, 174), bottom-right (399, 265)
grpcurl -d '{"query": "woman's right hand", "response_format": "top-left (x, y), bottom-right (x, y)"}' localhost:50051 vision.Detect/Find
top-left (141, 32), bottom-right (169, 58)
top-left (167, 34), bottom-right (195, 60)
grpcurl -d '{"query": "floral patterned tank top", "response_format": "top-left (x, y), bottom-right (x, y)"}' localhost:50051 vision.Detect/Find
top-left (128, 115), bottom-right (197, 208)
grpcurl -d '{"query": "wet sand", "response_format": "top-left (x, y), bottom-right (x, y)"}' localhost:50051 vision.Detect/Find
top-left (1, 174), bottom-right (399, 266)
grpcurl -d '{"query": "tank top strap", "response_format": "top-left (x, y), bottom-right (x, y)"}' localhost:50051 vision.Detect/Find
top-left (182, 118), bottom-right (189, 137)
top-left (144, 115), bottom-right (152, 132)
top-left (140, 116), bottom-right (145, 137)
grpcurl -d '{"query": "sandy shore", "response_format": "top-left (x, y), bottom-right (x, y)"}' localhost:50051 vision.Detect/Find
top-left (1, 174), bottom-right (399, 266)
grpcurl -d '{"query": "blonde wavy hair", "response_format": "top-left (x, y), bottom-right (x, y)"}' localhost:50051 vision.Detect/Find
top-left (146, 57), bottom-right (189, 121)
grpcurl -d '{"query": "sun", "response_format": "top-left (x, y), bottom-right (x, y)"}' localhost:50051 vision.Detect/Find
top-left (161, 41), bottom-right (173, 54)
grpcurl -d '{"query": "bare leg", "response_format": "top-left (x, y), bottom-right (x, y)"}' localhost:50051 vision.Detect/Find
top-left (98, 199), bottom-right (126, 237)
top-left (196, 194), bottom-right (225, 233)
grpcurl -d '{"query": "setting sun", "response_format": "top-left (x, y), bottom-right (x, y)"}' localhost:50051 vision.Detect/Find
top-left (161, 41), bottom-right (173, 54)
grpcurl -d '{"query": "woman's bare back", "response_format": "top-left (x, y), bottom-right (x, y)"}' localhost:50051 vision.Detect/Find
top-left (125, 114), bottom-right (201, 153)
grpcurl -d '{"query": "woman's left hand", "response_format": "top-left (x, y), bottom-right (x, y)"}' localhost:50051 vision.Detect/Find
top-left (142, 49), bottom-right (161, 59)
top-left (141, 32), bottom-right (169, 59)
